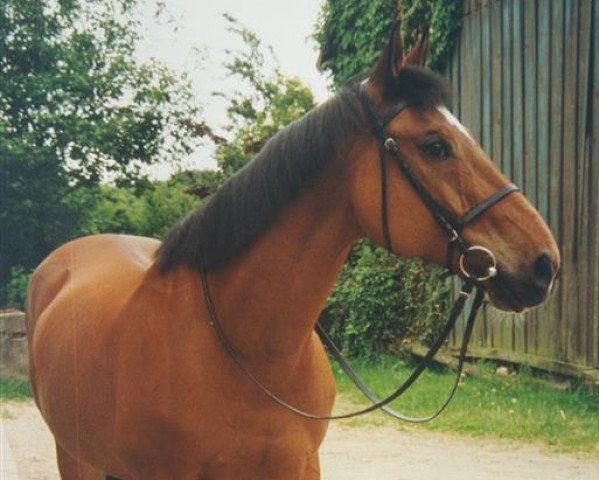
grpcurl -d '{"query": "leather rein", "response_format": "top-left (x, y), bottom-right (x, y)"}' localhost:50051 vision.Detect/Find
top-left (199, 82), bottom-right (519, 422)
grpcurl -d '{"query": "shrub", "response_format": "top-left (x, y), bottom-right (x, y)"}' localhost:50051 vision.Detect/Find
top-left (81, 181), bottom-right (199, 240)
top-left (320, 241), bottom-right (449, 359)
top-left (6, 266), bottom-right (31, 310)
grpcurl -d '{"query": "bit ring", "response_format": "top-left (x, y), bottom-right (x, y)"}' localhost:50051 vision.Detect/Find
top-left (459, 245), bottom-right (498, 281)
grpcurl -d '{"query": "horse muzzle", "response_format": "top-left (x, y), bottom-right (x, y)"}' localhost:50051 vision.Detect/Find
top-left (484, 252), bottom-right (559, 313)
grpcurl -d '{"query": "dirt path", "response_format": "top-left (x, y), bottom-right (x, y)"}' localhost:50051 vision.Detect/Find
top-left (2, 401), bottom-right (598, 479)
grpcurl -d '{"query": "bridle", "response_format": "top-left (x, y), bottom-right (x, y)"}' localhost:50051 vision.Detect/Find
top-left (199, 81), bottom-right (519, 422)
top-left (357, 81), bottom-right (519, 281)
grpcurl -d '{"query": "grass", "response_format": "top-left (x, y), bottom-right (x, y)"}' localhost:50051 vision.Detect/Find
top-left (0, 379), bottom-right (32, 401)
top-left (1, 361), bottom-right (598, 455)
top-left (331, 355), bottom-right (599, 454)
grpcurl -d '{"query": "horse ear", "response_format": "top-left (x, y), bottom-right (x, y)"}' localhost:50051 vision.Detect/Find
top-left (402, 30), bottom-right (430, 67)
top-left (370, 21), bottom-right (404, 90)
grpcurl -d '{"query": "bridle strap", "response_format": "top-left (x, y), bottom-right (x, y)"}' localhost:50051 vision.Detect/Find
top-left (201, 262), bottom-right (481, 421)
top-left (359, 84), bottom-right (467, 253)
top-left (379, 144), bottom-right (393, 251)
top-left (446, 183), bottom-right (519, 272)
top-left (455, 183), bottom-right (519, 228)
top-left (315, 285), bottom-right (483, 422)
top-left (359, 84), bottom-right (406, 254)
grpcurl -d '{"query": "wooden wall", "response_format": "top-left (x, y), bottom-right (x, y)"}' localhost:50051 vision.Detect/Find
top-left (446, 0), bottom-right (598, 375)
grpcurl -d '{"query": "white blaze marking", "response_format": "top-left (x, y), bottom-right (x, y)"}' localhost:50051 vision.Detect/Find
top-left (438, 106), bottom-right (474, 141)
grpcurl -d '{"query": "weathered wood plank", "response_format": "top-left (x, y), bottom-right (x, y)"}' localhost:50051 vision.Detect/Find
top-left (536, 0), bottom-right (551, 224)
top-left (561, 0), bottom-right (579, 363)
top-left (481, 2), bottom-right (493, 154)
top-left (548, 0), bottom-right (565, 361)
top-left (442, 345), bottom-right (599, 379)
top-left (501, 0), bottom-right (513, 178)
top-left (549, 0), bottom-right (564, 244)
top-left (471, 6), bottom-right (483, 142)
top-left (575, 0), bottom-right (592, 366)
top-left (491, 0), bottom-right (503, 171)
top-left (590, 0), bottom-right (599, 367)
top-left (462, 9), bottom-right (473, 134)
top-left (511, 0), bottom-right (524, 188)
top-left (523, 0), bottom-right (538, 204)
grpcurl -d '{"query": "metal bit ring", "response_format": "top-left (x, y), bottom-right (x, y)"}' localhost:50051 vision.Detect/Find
top-left (459, 245), bottom-right (498, 281)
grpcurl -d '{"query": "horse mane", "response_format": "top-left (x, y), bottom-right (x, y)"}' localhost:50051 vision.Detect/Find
top-left (156, 66), bottom-right (450, 273)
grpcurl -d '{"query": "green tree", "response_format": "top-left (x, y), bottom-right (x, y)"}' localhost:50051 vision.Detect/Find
top-left (82, 179), bottom-right (198, 239)
top-left (164, 16), bottom-right (316, 203)
top-left (314, 0), bottom-right (463, 87)
top-left (321, 242), bottom-right (449, 359)
top-left (0, 0), bottom-right (204, 298)
top-left (213, 14), bottom-right (316, 176)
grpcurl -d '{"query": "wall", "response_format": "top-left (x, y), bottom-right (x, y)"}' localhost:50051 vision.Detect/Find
top-left (0, 311), bottom-right (29, 381)
top-left (446, 0), bottom-right (598, 375)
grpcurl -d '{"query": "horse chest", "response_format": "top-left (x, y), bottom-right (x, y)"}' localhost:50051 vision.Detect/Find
top-left (110, 338), bottom-right (331, 478)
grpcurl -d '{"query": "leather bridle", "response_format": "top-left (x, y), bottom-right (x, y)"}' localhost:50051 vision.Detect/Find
top-left (199, 81), bottom-right (519, 422)
top-left (357, 81), bottom-right (519, 281)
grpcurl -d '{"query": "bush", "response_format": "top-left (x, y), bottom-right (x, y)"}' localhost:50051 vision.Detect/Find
top-left (320, 241), bottom-right (449, 359)
top-left (82, 180), bottom-right (199, 239)
top-left (6, 266), bottom-right (31, 310)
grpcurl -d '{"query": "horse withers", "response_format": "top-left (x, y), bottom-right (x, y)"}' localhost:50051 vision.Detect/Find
top-left (26, 28), bottom-right (559, 480)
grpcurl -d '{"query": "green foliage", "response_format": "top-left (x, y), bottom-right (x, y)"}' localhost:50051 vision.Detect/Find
top-left (0, 379), bottom-right (32, 400)
top-left (82, 180), bottom-right (198, 239)
top-left (0, 0), bottom-right (204, 298)
top-left (321, 242), bottom-right (449, 359)
top-left (314, 0), bottom-right (397, 88)
top-left (214, 15), bottom-right (316, 176)
top-left (403, 0), bottom-right (463, 71)
top-left (314, 0), bottom-right (463, 87)
top-left (6, 266), bottom-right (31, 309)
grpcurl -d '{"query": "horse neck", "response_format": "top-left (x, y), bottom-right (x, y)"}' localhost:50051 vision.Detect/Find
top-left (208, 162), bottom-right (359, 363)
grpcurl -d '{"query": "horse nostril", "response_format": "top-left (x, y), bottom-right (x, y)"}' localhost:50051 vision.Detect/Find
top-left (532, 253), bottom-right (555, 289)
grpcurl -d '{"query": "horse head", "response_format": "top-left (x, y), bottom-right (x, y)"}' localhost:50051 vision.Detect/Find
top-left (348, 25), bottom-right (559, 312)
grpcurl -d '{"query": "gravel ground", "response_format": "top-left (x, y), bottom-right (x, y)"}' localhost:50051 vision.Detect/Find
top-left (2, 401), bottom-right (598, 480)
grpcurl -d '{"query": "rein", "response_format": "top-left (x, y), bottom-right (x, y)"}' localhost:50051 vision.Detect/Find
top-left (199, 82), bottom-right (519, 422)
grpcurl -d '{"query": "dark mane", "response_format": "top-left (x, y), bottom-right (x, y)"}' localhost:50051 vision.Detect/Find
top-left (156, 87), bottom-right (362, 272)
top-left (156, 67), bottom-right (451, 273)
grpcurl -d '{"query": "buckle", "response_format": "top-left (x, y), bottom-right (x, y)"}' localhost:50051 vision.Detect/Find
top-left (384, 137), bottom-right (399, 154)
top-left (459, 246), bottom-right (498, 281)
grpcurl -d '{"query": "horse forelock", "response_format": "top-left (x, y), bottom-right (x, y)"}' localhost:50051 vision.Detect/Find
top-left (387, 65), bottom-right (452, 109)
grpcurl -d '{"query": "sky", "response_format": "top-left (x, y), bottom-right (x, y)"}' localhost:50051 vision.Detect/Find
top-left (136, 0), bottom-right (331, 176)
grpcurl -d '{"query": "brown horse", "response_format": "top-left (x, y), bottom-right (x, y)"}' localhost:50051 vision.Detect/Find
top-left (26, 30), bottom-right (559, 479)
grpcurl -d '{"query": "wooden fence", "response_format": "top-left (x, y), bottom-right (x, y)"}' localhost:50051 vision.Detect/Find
top-left (444, 0), bottom-right (598, 376)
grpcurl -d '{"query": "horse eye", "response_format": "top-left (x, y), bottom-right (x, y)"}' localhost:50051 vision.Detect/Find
top-left (422, 140), bottom-right (451, 160)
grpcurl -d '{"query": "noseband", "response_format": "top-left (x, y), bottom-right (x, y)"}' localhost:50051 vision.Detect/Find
top-left (199, 81), bottom-right (519, 422)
